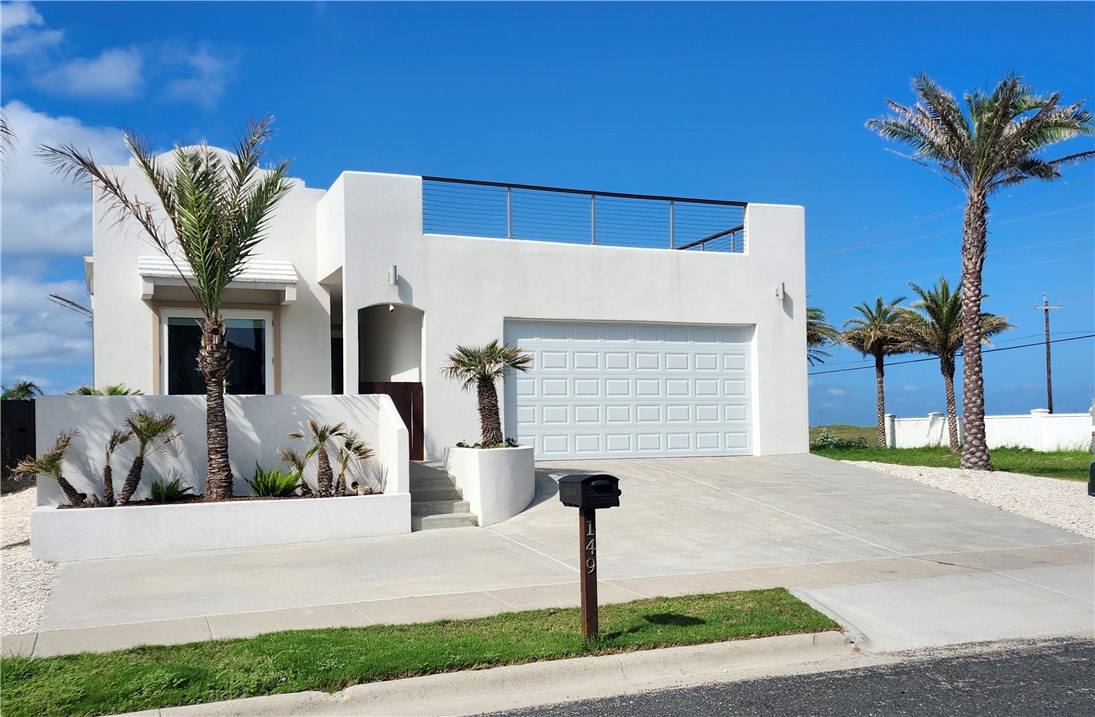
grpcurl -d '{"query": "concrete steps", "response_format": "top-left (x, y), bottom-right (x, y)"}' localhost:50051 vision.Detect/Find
top-left (409, 461), bottom-right (478, 531)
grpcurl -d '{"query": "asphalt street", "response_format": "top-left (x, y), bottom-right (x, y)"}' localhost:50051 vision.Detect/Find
top-left (484, 639), bottom-right (1095, 717)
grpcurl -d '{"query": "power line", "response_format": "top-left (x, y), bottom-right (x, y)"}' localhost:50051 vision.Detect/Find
top-left (807, 334), bottom-right (1094, 376)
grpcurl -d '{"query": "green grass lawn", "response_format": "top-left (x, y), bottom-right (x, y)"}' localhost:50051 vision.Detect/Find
top-left (1, 589), bottom-right (837, 717)
top-left (811, 433), bottom-right (1091, 481)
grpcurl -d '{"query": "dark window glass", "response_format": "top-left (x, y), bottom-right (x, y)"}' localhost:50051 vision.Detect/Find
top-left (167, 317), bottom-right (266, 395)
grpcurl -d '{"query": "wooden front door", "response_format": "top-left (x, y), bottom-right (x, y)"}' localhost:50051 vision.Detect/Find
top-left (359, 382), bottom-right (424, 460)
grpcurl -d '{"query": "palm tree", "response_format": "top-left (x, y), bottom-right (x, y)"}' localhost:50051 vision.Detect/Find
top-left (101, 428), bottom-right (133, 506)
top-left (277, 446), bottom-right (312, 496)
top-left (442, 340), bottom-right (533, 447)
top-left (68, 384), bottom-right (143, 396)
top-left (288, 420), bottom-right (348, 498)
top-left (335, 431), bottom-right (374, 496)
top-left (116, 411), bottom-right (179, 506)
top-left (1, 381), bottom-right (42, 400)
top-left (12, 430), bottom-right (85, 505)
top-left (807, 306), bottom-right (841, 366)
top-left (842, 297), bottom-right (909, 447)
top-left (40, 117), bottom-right (292, 500)
top-left (867, 73), bottom-right (1094, 469)
top-left (895, 278), bottom-right (1013, 452)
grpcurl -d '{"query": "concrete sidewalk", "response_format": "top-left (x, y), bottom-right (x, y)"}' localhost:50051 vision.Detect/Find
top-left (4, 454), bottom-right (1092, 661)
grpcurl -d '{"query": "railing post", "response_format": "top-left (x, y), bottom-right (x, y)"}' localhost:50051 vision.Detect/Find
top-left (590, 193), bottom-right (597, 245)
top-left (669, 200), bottom-right (675, 249)
top-left (507, 186), bottom-right (513, 239)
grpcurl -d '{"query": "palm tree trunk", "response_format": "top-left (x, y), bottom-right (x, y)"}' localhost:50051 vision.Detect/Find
top-left (335, 469), bottom-right (346, 497)
top-left (116, 455), bottom-right (145, 506)
top-left (200, 316), bottom-right (234, 501)
top-left (316, 447), bottom-right (333, 497)
top-left (102, 460), bottom-right (115, 506)
top-left (476, 376), bottom-right (503, 446)
top-left (55, 475), bottom-right (86, 506)
top-left (874, 353), bottom-right (886, 447)
top-left (960, 192), bottom-right (994, 470)
top-left (940, 356), bottom-right (960, 453)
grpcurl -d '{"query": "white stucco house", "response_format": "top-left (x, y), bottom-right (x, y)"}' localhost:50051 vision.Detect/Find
top-left (85, 153), bottom-right (808, 462)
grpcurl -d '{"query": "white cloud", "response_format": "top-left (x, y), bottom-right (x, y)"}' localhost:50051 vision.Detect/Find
top-left (0, 1), bottom-right (62, 56)
top-left (826, 388), bottom-right (845, 396)
top-left (0, 101), bottom-right (128, 255)
top-left (40, 47), bottom-right (144, 99)
top-left (0, 274), bottom-right (92, 389)
top-left (160, 44), bottom-right (236, 108)
top-left (901, 384), bottom-right (919, 392)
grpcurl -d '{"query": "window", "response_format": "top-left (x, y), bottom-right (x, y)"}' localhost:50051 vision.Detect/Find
top-left (161, 309), bottom-right (274, 395)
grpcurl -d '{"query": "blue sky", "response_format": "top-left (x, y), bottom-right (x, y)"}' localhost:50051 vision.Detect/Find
top-left (1, 1), bottom-right (1092, 425)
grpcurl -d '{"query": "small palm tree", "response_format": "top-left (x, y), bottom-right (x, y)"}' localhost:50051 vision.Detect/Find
top-left (442, 340), bottom-right (533, 447)
top-left (116, 411), bottom-right (179, 506)
top-left (335, 431), bottom-right (374, 496)
top-left (288, 420), bottom-right (348, 498)
top-left (807, 306), bottom-right (841, 366)
top-left (842, 297), bottom-right (909, 447)
top-left (68, 384), bottom-right (144, 396)
top-left (101, 429), bottom-right (133, 506)
top-left (868, 73), bottom-right (1094, 469)
top-left (896, 278), bottom-right (1013, 452)
top-left (277, 447), bottom-right (312, 497)
top-left (41, 118), bottom-right (292, 500)
top-left (1, 381), bottom-right (42, 400)
top-left (12, 430), bottom-right (85, 505)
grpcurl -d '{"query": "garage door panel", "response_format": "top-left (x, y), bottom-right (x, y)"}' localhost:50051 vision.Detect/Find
top-left (505, 321), bottom-right (753, 458)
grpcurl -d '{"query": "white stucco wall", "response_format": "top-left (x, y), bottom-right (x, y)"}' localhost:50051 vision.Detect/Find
top-left (335, 174), bottom-right (807, 459)
top-left (33, 394), bottom-right (409, 506)
top-left (886, 410), bottom-right (1092, 451)
top-left (89, 152), bottom-right (331, 395)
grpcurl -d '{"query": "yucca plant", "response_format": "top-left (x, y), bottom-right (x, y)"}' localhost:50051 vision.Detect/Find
top-left (247, 463), bottom-right (302, 497)
top-left (442, 339), bottom-right (532, 447)
top-left (12, 430), bottom-right (85, 505)
top-left (101, 428), bottom-right (133, 506)
top-left (116, 411), bottom-right (179, 506)
top-left (68, 384), bottom-right (144, 396)
top-left (335, 431), bottom-right (374, 496)
top-left (288, 420), bottom-right (348, 498)
top-left (277, 447), bottom-right (312, 497)
top-left (150, 477), bottom-right (194, 502)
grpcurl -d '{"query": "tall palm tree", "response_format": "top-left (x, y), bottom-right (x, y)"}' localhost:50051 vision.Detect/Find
top-left (442, 340), bottom-right (533, 447)
top-left (335, 431), bottom-right (374, 496)
top-left (101, 428), bottom-right (133, 506)
top-left (842, 297), bottom-right (909, 447)
top-left (867, 73), bottom-right (1094, 469)
top-left (807, 306), bottom-right (841, 366)
top-left (288, 420), bottom-right (347, 498)
top-left (1, 381), bottom-right (42, 400)
top-left (116, 411), bottom-right (179, 506)
top-left (40, 118), bottom-right (292, 500)
top-left (896, 278), bottom-right (1013, 452)
top-left (12, 430), bottom-right (84, 505)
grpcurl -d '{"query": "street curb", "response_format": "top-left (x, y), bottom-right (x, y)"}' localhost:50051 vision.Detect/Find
top-left (133, 631), bottom-right (873, 716)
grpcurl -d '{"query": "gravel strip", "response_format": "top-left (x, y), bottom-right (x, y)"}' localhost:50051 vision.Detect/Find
top-left (2, 481), bottom-right (54, 636)
top-left (847, 461), bottom-right (1095, 539)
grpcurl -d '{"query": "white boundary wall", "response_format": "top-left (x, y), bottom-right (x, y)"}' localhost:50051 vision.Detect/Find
top-left (885, 410), bottom-right (1092, 451)
top-left (31, 394), bottom-right (410, 560)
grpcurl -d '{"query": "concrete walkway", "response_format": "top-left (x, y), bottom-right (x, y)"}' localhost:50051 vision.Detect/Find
top-left (4, 454), bottom-right (1092, 661)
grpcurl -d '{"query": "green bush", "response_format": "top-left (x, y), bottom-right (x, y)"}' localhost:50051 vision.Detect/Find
top-left (809, 428), bottom-right (869, 450)
top-left (150, 477), bottom-right (194, 502)
top-left (247, 464), bottom-right (301, 497)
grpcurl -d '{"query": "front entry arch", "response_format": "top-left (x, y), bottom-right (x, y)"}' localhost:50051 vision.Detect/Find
top-left (358, 304), bottom-right (425, 459)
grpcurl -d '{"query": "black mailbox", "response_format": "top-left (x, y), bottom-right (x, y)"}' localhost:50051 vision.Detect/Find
top-left (559, 474), bottom-right (621, 510)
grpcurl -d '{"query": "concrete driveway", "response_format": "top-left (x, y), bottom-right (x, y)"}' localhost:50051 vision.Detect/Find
top-left (13, 454), bottom-right (1093, 657)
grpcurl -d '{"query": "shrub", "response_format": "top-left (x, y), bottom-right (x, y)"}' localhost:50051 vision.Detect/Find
top-left (150, 477), bottom-right (194, 502)
top-left (247, 464), bottom-right (301, 497)
top-left (809, 428), bottom-right (869, 450)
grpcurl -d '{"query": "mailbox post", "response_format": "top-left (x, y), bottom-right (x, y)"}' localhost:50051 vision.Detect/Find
top-left (559, 474), bottom-right (621, 640)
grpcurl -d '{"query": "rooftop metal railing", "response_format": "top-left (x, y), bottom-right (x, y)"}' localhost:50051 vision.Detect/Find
top-left (422, 177), bottom-right (747, 252)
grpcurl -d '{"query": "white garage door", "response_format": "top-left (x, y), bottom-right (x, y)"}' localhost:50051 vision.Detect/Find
top-left (504, 321), bottom-right (753, 459)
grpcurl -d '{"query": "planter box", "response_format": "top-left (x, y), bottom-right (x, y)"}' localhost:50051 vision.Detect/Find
top-left (30, 493), bottom-right (411, 561)
top-left (445, 446), bottom-right (535, 526)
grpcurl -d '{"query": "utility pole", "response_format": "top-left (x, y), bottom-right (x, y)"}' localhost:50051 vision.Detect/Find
top-left (1035, 295), bottom-right (1061, 413)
